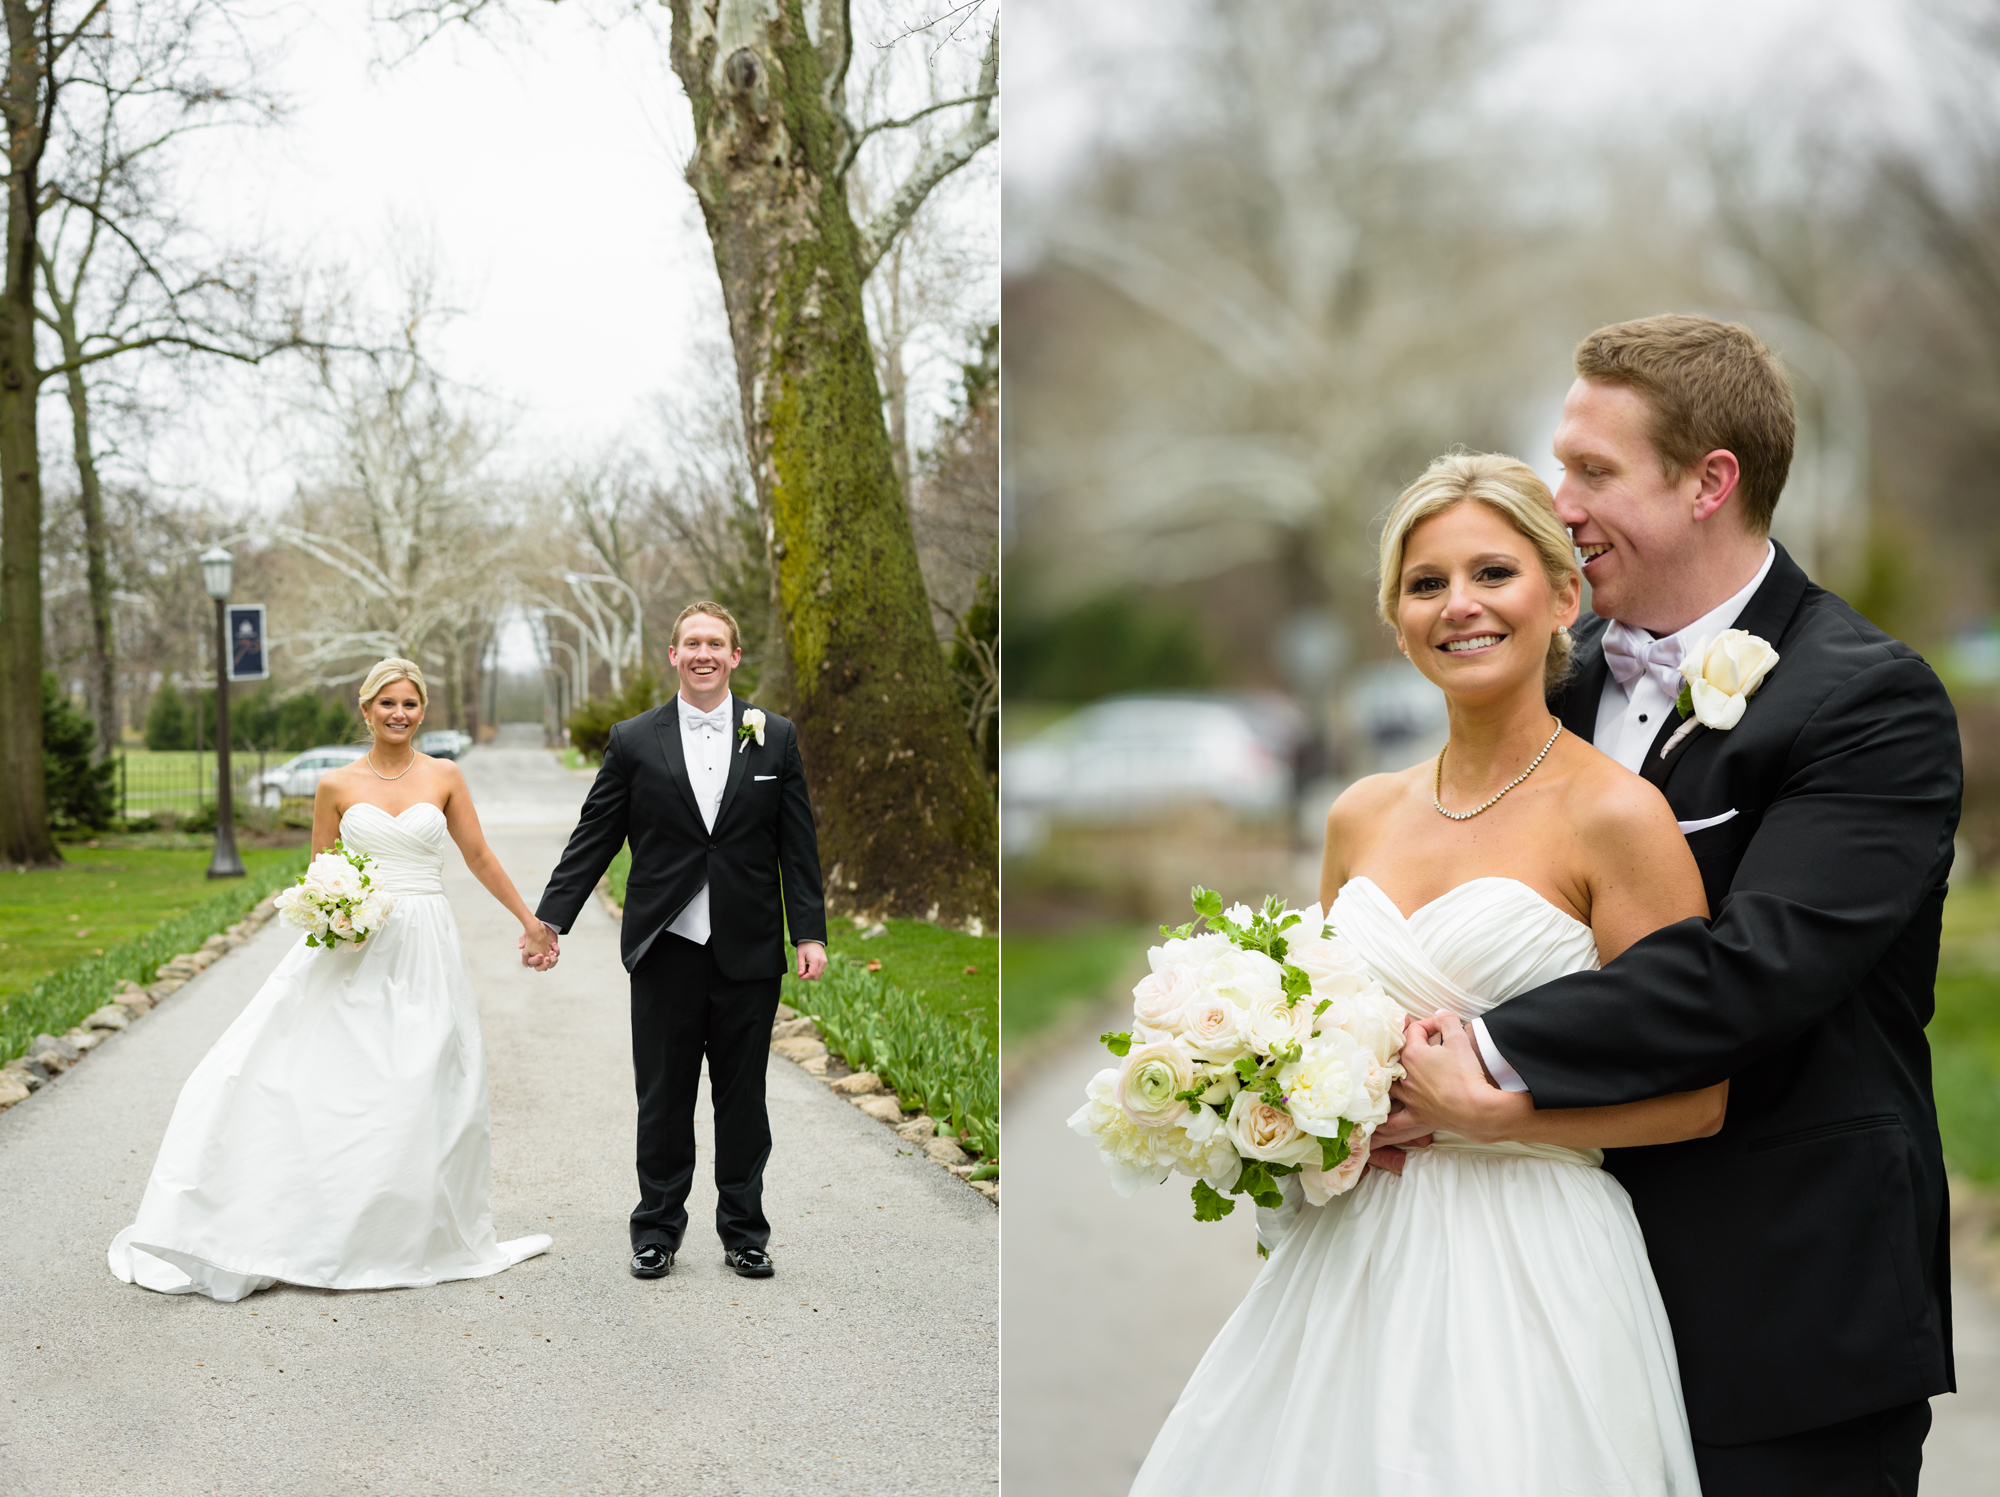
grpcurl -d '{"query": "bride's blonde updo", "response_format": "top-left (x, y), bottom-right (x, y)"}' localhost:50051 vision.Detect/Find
top-left (356, 658), bottom-right (429, 738)
top-left (1376, 452), bottom-right (1581, 691)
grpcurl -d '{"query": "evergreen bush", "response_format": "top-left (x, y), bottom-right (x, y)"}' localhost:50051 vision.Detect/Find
top-left (42, 674), bottom-right (116, 830)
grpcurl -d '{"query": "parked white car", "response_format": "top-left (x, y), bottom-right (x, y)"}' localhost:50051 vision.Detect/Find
top-left (418, 729), bottom-right (472, 760)
top-left (1002, 694), bottom-right (1290, 826)
top-left (249, 744), bottom-right (369, 807)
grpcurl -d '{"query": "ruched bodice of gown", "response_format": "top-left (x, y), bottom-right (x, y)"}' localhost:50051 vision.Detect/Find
top-left (1130, 876), bottom-right (1699, 1497)
top-left (341, 800), bottom-right (448, 897)
top-left (108, 798), bottom-right (549, 1301)
top-left (1331, 875), bottom-right (1605, 1168)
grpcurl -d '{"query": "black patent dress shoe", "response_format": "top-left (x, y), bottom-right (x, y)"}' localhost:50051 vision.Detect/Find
top-left (723, 1246), bottom-right (774, 1277)
top-left (630, 1245), bottom-right (675, 1278)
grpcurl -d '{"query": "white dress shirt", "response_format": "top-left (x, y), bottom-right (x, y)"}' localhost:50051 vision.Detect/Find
top-left (1472, 543), bottom-right (1775, 1093)
top-left (666, 694), bottom-right (732, 946)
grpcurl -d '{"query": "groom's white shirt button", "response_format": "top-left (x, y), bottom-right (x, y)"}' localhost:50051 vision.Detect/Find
top-left (668, 694), bottom-right (731, 946)
top-left (1471, 543), bottom-right (1776, 1094)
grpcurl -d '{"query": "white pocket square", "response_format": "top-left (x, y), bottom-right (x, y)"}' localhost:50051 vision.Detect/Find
top-left (753, 774), bottom-right (777, 781)
top-left (1677, 809), bottom-right (1739, 835)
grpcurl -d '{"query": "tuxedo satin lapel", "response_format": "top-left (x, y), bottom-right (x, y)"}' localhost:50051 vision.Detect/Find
top-left (652, 703), bottom-right (704, 823)
top-left (1555, 617), bottom-right (1610, 742)
top-left (713, 695), bottom-right (752, 829)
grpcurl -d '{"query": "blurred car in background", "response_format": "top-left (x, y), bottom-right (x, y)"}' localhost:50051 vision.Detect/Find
top-left (419, 729), bottom-right (472, 760)
top-left (1002, 694), bottom-right (1292, 851)
top-left (248, 744), bottom-right (370, 807)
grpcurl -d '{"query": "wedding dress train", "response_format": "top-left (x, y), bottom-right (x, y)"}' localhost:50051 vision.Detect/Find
top-left (109, 802), bottom-right (551, 1302)
top-left (1131, 876), bottom-right (1700, 1497)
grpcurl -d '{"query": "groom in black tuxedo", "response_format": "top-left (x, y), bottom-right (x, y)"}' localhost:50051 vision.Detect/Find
top-left (1390, 316), bottom-right (1960, 1497)
top-left (532, 602), bottom-right (828, 1280)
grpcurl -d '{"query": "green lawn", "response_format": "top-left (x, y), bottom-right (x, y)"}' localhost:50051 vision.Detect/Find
top-left (0, 845), bottom-right (305, 1005)
top-left (1934, 877), bottom-right (2000, 1183)
top-left (1001, 922), bottom-right (1152, 1042)
top-left (605, 844), bottom-right (995, 1042)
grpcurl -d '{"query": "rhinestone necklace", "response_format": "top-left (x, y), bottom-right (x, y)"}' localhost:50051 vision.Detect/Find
top-left (1433, 719), bottom-right (1563, 821)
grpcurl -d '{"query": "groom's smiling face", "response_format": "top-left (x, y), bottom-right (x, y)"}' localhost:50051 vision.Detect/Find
top-left (670, 613), bottom-right (742, 705)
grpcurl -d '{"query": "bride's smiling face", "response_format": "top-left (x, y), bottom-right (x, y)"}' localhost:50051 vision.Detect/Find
top-left (365, 681), bottom-right (425, 744)
top-left (1395, 503), bottom-right (1578, 698)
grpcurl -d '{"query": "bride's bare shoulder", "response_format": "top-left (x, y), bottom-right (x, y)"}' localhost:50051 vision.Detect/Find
top-left (1561, 737), bottom-right (1682, 852)
top-left (1325, 767), bottom-right (1419, 838)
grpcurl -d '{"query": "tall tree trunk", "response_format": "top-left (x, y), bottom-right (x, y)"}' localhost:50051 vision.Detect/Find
top-left (0, 0), bottom-right (55, 866)
top-left (54, 302), bottom-right (117, 760)
top-left (669, 0), bottom-right (995, 926)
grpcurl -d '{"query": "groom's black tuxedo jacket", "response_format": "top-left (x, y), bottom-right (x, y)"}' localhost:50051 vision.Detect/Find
top-left (1482, 544), bottom-right (1960, 1447)
top-left (535, 695), bottom-right (827, 980)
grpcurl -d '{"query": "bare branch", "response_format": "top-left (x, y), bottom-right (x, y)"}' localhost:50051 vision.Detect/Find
top-left (836, 86), bottom-right (996, 183)
top-left (853, 20), bottom-right (996, 280)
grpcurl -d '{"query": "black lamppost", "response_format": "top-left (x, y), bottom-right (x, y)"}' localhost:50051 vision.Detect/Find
top-left (199, 545), bottom-right (244, 880)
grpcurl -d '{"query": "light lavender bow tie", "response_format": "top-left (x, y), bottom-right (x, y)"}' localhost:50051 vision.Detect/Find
top-left (686, 711), bottom-right (729, 735)
top-left (1601, 621), bottom-right (1685, 699)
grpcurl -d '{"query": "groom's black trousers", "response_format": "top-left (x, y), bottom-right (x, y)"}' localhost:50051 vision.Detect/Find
top-left (628, 932), bottom-right (783, 1254)
top-left (1694, 1398), bottom-right (1929, 1497)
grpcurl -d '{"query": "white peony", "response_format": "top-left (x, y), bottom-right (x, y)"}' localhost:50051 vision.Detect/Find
top-left (1287, 925), bottom-right (1376, 1002)
top-left (1225, 1092), bottom-right (1321, 1167)
top-left (1277, 1029), bottom-right (1362, 1136)
top-left (1179, 996), bottom-right (1254, 1062)
top-left (1159, 1121), bottom-right (1243, 1190)
top-left (1069, 1069), bottom-right (1172, 1196)
top-left (1201, 947), bottom-right (1285, 1010)
top-left (1324, 986), bottom-right (1407, 1068)
top-left (1148, 930), bottom-right (1233, 978)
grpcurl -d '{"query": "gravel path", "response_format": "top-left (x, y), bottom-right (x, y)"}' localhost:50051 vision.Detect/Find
top-left (1003, 1021), bottom-right (2000, 1496)
top-left (0, 733), bottom-right (996, 1496)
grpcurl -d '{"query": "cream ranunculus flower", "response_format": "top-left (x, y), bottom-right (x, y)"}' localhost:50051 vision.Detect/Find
top-left (1069, 1069), bottom-right (1172, 1196)
top-left (1678, 629), bottom-right (1780, 731)
top-left (1131, 964), bottom-right (1200, 1035)
top-left (1115, 1042), bottom-right (1196, 1130)
top-left (1179, 996), bottom-right (1254, 1062)
top-left (1246, 992), bottom-right (1315, 1055)
top-left (1225, 1092), bottom-right (1321, 1167)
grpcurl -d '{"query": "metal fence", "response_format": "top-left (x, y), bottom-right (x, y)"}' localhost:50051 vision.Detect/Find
top-left (115, 749), bottom-right (293, 823)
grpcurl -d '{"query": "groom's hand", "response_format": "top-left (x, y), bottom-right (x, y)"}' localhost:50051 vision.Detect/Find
top-left (520, 921), bottom-right (560, 971)
top-left (795, 941), bottom-right (828, 981)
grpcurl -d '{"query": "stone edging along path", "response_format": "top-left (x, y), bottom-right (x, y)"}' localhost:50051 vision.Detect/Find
top-left (593, 883), bottom-right (998, 1208)
top-left (0, 899), bottom-right (280, 1110)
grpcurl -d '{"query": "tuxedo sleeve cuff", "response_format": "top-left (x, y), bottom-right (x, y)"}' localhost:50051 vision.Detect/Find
top-left (1471, 1017), bottom-right (1531, 1094)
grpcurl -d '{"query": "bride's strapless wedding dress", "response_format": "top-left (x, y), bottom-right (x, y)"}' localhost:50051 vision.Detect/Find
top-left (108, 802), bottom-right (551, 1302)
top-left (1132, 876), bottom-right (1699, 1497)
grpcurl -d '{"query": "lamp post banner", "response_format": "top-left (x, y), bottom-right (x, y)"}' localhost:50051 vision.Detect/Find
top-left (227, 604), bottom-right (268, 682)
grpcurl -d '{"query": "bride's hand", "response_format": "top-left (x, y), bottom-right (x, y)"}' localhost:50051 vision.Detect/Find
top-left (519, 922), bottom-right (559, 971)
top-left (1393, 1009), bottom-right (1528, 1143)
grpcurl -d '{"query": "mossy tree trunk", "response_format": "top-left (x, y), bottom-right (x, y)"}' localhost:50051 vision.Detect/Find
top-left (667, 1), bottom-right (997, 927)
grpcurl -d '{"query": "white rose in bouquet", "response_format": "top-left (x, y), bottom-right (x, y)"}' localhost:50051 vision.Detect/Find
top-left (1276, 1029), bottom-right (1361, 1137)
top-left (1150, 931), bottom-right (1233, 974)
top-left (1159, 1122), bottom-right (1243, 1191)
top-left (1131, 964), bottom-right (1199, 1036)
top-left (1203, 947), bottom-right (1285, 1010)
top-left (1288, 928), bottom-right (1376, 1002)
top-left (1299, 1129), bottom-right (1372, 1206)
top-left (1327, 987), bottom-right (1407, 1068)
top-left (327, 908), bottom-right (356, 939)
top-left (1179, 996), bottom-right (1254, 1062)
top-left (1116, 1041), bottom-right (1196, 1130)
top-left (1225, 1093), bottom-right (1321, 1167)
top-left (1069, 1069), bottom-right (1173, 1196)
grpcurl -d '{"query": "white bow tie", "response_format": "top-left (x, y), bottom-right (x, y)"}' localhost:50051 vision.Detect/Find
top-left (684, 708), bottom-right (730, 735)
top-left (1602, 621), bottom-right (1685, 699)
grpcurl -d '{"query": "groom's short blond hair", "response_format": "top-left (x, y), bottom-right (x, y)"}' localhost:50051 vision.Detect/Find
top-left (671, 601), bottom-right (741, 652)
top-left (1574, 314), bottom-right (1794, 534)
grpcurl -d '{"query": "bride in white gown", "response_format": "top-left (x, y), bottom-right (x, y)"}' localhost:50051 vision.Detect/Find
top-left (1132, 455), bottom-right (1722, 1496)
top-left (110, 658), bottom-right (556, 1302)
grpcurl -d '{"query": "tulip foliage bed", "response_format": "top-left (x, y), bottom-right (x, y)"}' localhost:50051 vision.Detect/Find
top-left (0, 852), bottom-right (308, 1064)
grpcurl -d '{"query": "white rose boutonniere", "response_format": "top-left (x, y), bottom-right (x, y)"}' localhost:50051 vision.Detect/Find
top-left (1663, 629), bottom-right (1779, 757)
top-left (737, 707), bottom-right (767, 753)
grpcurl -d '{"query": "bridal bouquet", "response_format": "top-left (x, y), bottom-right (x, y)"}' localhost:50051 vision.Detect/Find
top-left (1070, 889), bottom-right (1406, 1223)
top-left (274, 843), bottom-right (394, 949)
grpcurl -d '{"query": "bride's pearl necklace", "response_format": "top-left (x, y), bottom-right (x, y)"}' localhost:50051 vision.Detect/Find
top-left (366, 745), bottom-right (417, 781)
top-left (1433, 719), bottom-right (1563, 821)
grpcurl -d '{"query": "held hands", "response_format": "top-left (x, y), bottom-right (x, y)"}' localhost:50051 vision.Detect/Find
top-left (796, 941), bottom-right (828, 981)
top-left (519, 921), bottom-right (560, 972)
top-left (1389, 1008), bottom-right (1528, 1144)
